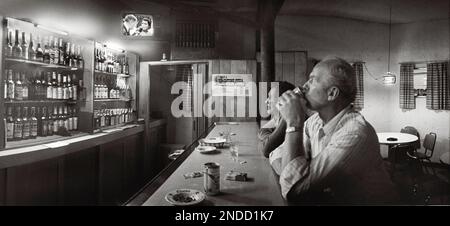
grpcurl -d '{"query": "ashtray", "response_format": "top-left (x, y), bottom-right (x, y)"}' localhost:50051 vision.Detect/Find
top-left (387, 137), bottom-right (398, 141)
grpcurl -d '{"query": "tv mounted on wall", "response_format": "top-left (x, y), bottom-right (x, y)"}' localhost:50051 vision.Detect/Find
top-left (122, 13), bottom-right (154, 37)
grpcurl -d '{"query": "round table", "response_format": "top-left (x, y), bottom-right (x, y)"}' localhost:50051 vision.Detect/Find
top-left (377, 132), bottom-right (419, 145)
top-left (440, 152), bottom-right (450, 167)
top-left (377, 132), bottom-right (419, 172)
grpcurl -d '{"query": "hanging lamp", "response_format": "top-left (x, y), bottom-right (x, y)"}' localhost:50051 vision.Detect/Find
top-left (382, 2), bottom-right (396, 85)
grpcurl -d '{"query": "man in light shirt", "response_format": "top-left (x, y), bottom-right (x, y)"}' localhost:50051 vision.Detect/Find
top-left (272, 56), bottom-right (398, 204)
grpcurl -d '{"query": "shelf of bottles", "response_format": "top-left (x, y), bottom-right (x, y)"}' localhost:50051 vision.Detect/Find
top-left (2, 17), bottom-right (87, 148)
top-left (93, 42), bottom-right (135, 132)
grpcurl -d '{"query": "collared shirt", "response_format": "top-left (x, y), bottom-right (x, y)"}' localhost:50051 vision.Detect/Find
top-left (271, 105), bottom-right (398, 204)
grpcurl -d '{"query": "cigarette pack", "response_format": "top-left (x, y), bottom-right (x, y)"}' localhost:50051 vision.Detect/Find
top-left (225, 171), bottom-right (247, 181)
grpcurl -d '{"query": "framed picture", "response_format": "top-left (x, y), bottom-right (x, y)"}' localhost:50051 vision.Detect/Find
top-left (122, 13), bottom-right (154, 37)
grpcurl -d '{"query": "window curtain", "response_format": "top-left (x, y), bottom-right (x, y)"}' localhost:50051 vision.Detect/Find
top-left (352, 62), bottom-right (364, 110)
top-left (399, 63), bottom-right (416, 109)
top-left (426, 62), bottom-right (449, 110)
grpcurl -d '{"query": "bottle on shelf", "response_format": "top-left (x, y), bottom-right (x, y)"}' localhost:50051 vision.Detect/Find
top-left (57, 73), bottom-right (63, 100)
top-left (124, 57), bottom-right (129, 75)
top-left (48, 36), bottom-right (55, 64)
top-left (70, 43), bottom-right (76, 67)
top-left (6, 29), bottom-right (13, 57)
top-left (52, 105), bottom-right (58, 134)
top-left (58, 38), bottom-right (65, 66)
top-left (43, 36), bottom-right (51, 64)
top-left (35, 35), bottom-right (44, 62)
top-left (7, 69), bottom-right (15, 100)
top-left (78, 45), bottom-right (84, 69)
top-left (33, 71), bottom-right (41, 100)
top-left (21, 72), bottom-right (29, 100)
top-left (39, 106), bottom-right (48, 137)
top-left (21, 31), bottom-right (28, 60)
top-left (63, 106), bottom-right (69, 130)
top-left (46, 72), bottom-right (52, 100)
top-left (58, 105), bottom-right (64, 131)
top-left (13, 106), bottom-right (23, 141)
top-left (12, 29), bottom-right (22, 58)
top-left (52, 72), bottom-right (58, 99)
top-left (52, 37), bottom-right (59, 65)
top-left (28, 33), bottom-right (36, 61)
top-left (65, 42), bottom-right (71, 66)
top-left (62, 74), bottom-right (68, 100)
top-left (14, 71), bottom-right (23, 101)
top-left (3, 69), bottom-right (7, 99)
top-left (22, 107), bottom-right (31, 140)
top-left (73, 107), bottom-right (78, 131)
top-left (30, 107), bottom-right (38, 139)
top-left (72, 74), bottom-right (78, 101)
top-left (6, 106), bottom-right (14, 142)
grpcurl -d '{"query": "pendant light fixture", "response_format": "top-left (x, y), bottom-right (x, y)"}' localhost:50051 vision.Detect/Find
top-left (382, 1), bottom-right (396, 85)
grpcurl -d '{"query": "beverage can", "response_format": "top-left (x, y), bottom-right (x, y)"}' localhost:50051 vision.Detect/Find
top-left (203, 162), bottom-right (220, 195)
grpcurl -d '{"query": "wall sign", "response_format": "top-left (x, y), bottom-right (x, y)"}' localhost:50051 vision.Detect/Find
top-left (212, 74), bottom-right (253, 96)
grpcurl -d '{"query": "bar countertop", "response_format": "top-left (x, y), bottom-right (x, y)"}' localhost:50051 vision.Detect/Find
top-left (141, 122), bottom-right (286, 206)
top-left (0, 123), bottom-right (145, 169)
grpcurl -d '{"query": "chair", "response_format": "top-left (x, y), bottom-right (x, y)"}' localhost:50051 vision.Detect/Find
top-left (389, 126), bottom-right (420, 163)
top-left (406, 132), bottom-right (437, 204)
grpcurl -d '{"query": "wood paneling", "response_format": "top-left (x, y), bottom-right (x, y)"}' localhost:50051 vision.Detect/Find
top-left (275, 51), bottom-right (308, 87)
top-left (6, 158), bottom-right (59, 205)
top-left (62, 147), bottom-right (98, 205)
top-left (99, 140), bottom-right (124, 205)
top-left (123, 134), bottom-right (143, 198)
top-left (0, 169), bottom-right (5, 205)
top-left (209, 60), bottom-right (257, 122)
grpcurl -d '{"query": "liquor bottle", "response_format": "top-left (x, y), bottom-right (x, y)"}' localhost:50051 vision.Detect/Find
top-left (58, 38), bottom-right (65, 65)
top-left (72, 107), bottom-right (78, 131)
top-left (77, 45), bottom-right (84, 68)
top-left (46, 72), bottom-right (53, 99)
top-left (48, 36), bottom-right (54, 64)
top-left (100, 109), bottom-right (105, 127)
top-left (21, 72), bottom-right (29, 100)
top-left (40, 107), bottom-right (48, 137)
top-left (33, 71), bottom-right (41, 100)
top-left (13, 106), bottom-right (23, 141)
top-left (105, 109), bottom-right (111, 126)
top-left (53, 37), bottom-right (59, 65)
top-left (52, 72), bottom-right (58, 99)
top-left (67, 75), bottom-right (73, 100)
top-left (48, 107), bottom-right (54, 136)
top-left (43, 36), bottom-right (51, 64)
top-left (6, 29), bottom-right (13, 57)
top-left (72, 74), bottom-right (78, 100)
top-left (58, 105), bottom-right (64, 130)
top-left (12, 29), bottom-right (22, 58)
top-left (52, 106), bottom-right (58, 134)
top-left (21, 31), bottom-right (28, 60)
top-left (62, 75), bottom-right (68, 100)
top-left (22, 107), bottom-right (31, 140)
top-left (64, 106), bottom-right (69, 130)
top-left (28, 33), bottom-right (36, 61)
top-left (124, 57), bottom-right (129, 75)
top-left (29, 71), bottom-right (36, 100)
top-left (57, 73), bottom-right (63, 100)
top-left (70, 43), bottom-right (77, 67)
top-left (65, 42), bottom-right (71, 66)
top-left (7, 69), bottom-right (15, 100)
top-left (35, 35), bottom-right (44, 62)
top-left (6, 106), bottom-right (14, 142)
top-left (30, 107), bottom-right (38, 139)
top-left (14, 71), bottom-right (23, 101)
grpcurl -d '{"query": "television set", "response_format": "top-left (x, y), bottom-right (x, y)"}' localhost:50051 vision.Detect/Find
top-left (122, 13), bottom-right (154, 37)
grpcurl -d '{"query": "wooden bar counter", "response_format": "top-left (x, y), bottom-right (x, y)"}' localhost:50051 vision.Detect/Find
top-left (141, 122), bottom-right (286, 206)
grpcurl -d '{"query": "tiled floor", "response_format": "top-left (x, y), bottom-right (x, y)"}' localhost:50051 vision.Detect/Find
top-left (386, 160), bottom-right (450, 205)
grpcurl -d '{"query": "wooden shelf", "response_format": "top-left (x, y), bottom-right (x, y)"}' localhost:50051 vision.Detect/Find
top-left (94, 99), bottom-right (132, 102)
top-left (5, 57), bottom-right (83, 70)
top-left (94, 70), bottom-right (132, 77)
top-left (4, 99), bottom-right (78, 104)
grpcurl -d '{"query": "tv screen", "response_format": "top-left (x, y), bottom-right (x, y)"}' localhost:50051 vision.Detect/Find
top-left (122, 13), bottom-right (154, 37)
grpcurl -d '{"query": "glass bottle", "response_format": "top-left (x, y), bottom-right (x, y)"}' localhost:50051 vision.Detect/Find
top-left (12, 29), bottom-right (22, 58)
top-left (30, 107), bottom-right (38, 139)
top-left (52, 72), bottom-right (58, 99)
top-left (13, 106), bottom-right (23, 141)
top-left (22, 107), bottom-right (31, 140)
top-left (57, 73), bottom-right (63, 100)
top-left (72, 74), bottom-right (78, 101)
top-left (47, 107), bottom-right (54, 136)
top-left (35, 35), bottom-right (44, 62)
top-left (21, 72), bottom-right (29, 100)
top-left (40, 107), bottom-right (48, 137)
top-left (46, 72), bottom-right (53, 100)
top-left (28, 33), bottom-right (36, 61)
top-left (14, 71), bottom-right (23, 101)
top-left (21, 31), bottom-right (28, 60)
top-left (6, 29), bottom-right (13, 57)
top-left (6, 106), bottom-right (15, 142)
top-left (43, 36), bottom-right (51, 64)
top-left (7, 69), bottom-right (15, 100)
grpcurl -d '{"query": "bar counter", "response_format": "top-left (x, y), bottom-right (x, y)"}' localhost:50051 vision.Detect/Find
top-left (141, 122), bottom-right (286, 206)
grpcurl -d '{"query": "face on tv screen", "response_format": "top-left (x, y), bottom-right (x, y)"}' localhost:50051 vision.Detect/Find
top-left (122, 13), bottom-right (154, 37)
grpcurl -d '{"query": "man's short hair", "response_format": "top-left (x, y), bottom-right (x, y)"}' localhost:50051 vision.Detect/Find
top-left (316, 56), bottom-right (356, 103)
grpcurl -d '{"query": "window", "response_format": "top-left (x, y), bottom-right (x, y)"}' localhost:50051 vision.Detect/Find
top-left (413, 63), bottom-right (427, 97)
